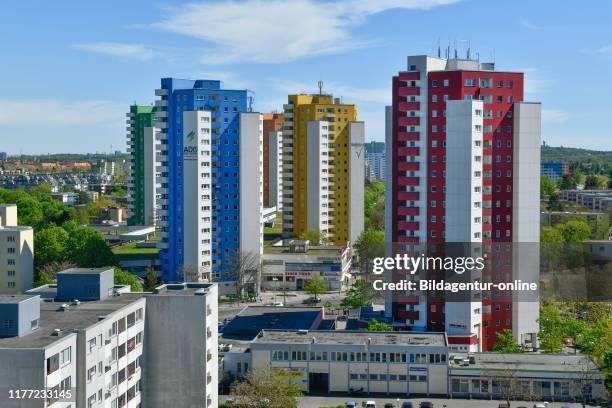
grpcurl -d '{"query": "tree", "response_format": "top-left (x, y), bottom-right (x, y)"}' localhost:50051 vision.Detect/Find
top-left (556, 219), bottom-right (591, 243)
top-left (143, 267), bottom-right (159, 292)
top-left (489, 366), bottom-right (531, 408)
top-left (364, 180), bottom-right (385, 231)
top-left (304, 275), bottom-right (326, 300)
top-left (34, 226), bottom-right (69, 269)
top-left (35, 261), bottom-right (75, 283)
top-left (353, 229), bottom-right (385, 275)
top-left (114, 268), bottom-right (142, 292)
top-left (558, 174), bottom-right (577, 190)
top-left (540, 176), bottom-right (556, 197)
top-left (538, 304), bottom-right (565, 353)
top-left (179, 264), bottom-right (201, 282)
top-left (233, 369), bottom-right (302, 408)
top-left (341, 279), bottom-right (377, 309)
top-left (547, 192), bottom-right (564, 211)
top-left (493, 329), bottom-right (523, 353)
top-left (584, 174), bottom-right (605, 189)
top-left (223, 251), bottom-right (260, 297)
top-left (67, 227), bottom-right (117, 267)
top-left (367, 319), bottom-right (392, 331)
top-left (298, 229), bottom-right (326, 246)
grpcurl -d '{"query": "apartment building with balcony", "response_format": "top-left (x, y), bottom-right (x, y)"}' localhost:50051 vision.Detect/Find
top-left (2, 268), bottom-right (145, 408)
top-left (0, 204), bottom-right (34, 294)
top-left (263, 113), bottom-right (284, 210)
top-left (143, 282), bottom-right (218, 408)
top-left (386, 55), bottom-right (541, 351)
top-left (155, 79), bottom-right (263, 283)
top-left (365, 141), bottom-right (386, 181)
top-left (126, 105), bottom-right (157, 226)
top-left (281, 93), bottom-right (364, 246)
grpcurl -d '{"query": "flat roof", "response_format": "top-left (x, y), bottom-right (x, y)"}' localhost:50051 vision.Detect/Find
top-left (0, 292), bottom-right (144, 349)
top-left (264, 246), bottom-right (345, 255)
top-left (57, 268), bottom-right (112, 275)
top-left (151, 282), bottom-right (215, 296)
top-left (253, 330), bottom-right (447, 347)
top-left (0, 294), bottom-right (38, 304)
top-left (221, 306), bottom-right (322, 341)
top-left (449, 352), bottom-right (600, 373)
top-left (0, 226), bottom-right (33, 232)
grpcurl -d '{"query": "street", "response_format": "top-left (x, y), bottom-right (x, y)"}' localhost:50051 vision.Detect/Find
top-left (220, 395), bottom-right (602, 408)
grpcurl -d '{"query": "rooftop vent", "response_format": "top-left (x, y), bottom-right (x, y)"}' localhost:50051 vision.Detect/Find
top-left (72, 299), bottom-right (80, 306)
top-left (311, 337), bottom-right (316, 344)
top-left (59, 304), bottom-right (69, 312)
top-left (52, 328), bottom-right (62, 336)
top-left (297, 329), bottom-right (308, 335)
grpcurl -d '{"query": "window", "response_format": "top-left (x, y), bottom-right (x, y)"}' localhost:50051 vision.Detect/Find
top-left (47, 353), bottom-right (60, 374)
top-left (431, 94), bottom-right (438, 103)
top-left (88, 337), bottom-right (96, 353)
top-left (60, 347), bottom-right (71, 366)
top-left (87, 366), bottom-right (96, 382)
top-left (464, 79), bottom-right (475, 86)
top-left (443, 79), bottom-right (449, 87)
top-left (431, 80), bottom-right (438, 87)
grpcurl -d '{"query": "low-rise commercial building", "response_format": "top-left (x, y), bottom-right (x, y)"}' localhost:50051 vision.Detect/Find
top-left (262, 240), bottom-right (353, 291)
top-left (448, 352), bottom-right (605, 402)
top-left (250, 330), bottom-right (449, 396)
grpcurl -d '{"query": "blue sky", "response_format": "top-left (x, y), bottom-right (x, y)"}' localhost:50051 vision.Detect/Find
top-left (1, 0), bottom-right (611, 154)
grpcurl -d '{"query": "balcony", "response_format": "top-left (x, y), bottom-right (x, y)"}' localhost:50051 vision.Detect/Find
top-left (397, 191), bottom-right (419, 201)
top-left (397, 177), bottom-right (419, 186)
top-left (398, 221), bottom-right (419, 230)
top-left (155, 88), bottom-right (169, 96)
top-left (398, 87), bottom-right (420, 97)
top-left (398, 72), bottom-right (420, 81)
top-left (397, 310), bottom-right (420, 321)
top-left (398, 116), bottom-right (420, 127)
top-left (155, 99), bottom-right (168, 107)
top-left (398, 101), bottom-right (420, 111)
top-left (397, 236), bottom-right (419, 244)
top-left (397, 161), bottom-right (419, 171)
top-left (283, 103), bottom-right (294, 110)
top-left (398, 206), bottom-right (419, 216)
top-left (397, 146), bottom-right (420, 156)
top-left (397, 131), bottom-right (420, 142)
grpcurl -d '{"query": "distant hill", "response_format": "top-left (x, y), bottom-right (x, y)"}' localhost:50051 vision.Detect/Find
top-left (542, 145), bottom-right (612, 174)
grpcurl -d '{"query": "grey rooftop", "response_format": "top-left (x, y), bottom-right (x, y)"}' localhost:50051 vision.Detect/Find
top-left (449, 352), bottom-right (600, 373)
top-left (253, 330), bottom-right (447, 347)
top-left (0, 292), bottom-right (144, 349)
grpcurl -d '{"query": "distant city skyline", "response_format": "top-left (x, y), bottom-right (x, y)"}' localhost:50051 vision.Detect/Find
top-left (1, 0), bottom-right (611, 154)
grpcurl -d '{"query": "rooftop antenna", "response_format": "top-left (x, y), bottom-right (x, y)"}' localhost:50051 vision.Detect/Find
top-left (317, 81), bottom-right (324, 96)
top-left (437, 37), bottom-right (441, 58)
top-left (453, 40), bottom-right (458, 58)
top-left (466, 41), bottom-right (471, 59)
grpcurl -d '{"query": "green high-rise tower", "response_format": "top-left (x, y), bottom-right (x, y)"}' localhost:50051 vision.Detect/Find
top-left (127, 105), bottom-right (157, 226)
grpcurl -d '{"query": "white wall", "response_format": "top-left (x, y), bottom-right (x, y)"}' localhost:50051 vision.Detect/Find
top-left (239, 113), bottom-right (264, 259)
top-left (349, 121), bottom-right (365, 245)
top-left (143, 127), bottom-right (158, 227)
top-left (182, 111), bottom-right (212, 281)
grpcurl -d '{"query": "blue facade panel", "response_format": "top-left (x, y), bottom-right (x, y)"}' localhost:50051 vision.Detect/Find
top-left (159, 78), bottom-right (253, 282)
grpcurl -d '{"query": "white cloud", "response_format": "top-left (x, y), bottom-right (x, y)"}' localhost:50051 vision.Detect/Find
top-left (519, 19), bottom-right (543, 30)
top-left (72, 42), bottom-right (158, 61)
top-left (154, 0), bottom-right (459, 64)
top-left (582, 45), bottom-right (612, 56)
top-left (542, 109), bottom-right (569, 123)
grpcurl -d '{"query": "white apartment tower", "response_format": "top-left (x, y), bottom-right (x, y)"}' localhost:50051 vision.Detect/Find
top-left (0, 204), bottom-right (34, 295)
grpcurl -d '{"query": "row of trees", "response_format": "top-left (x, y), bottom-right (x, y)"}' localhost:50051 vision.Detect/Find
top-left (0, 186), bottom-right (141, 291)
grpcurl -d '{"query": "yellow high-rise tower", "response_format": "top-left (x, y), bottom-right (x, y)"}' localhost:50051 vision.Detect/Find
top-left (281, 92), bottom-right (364, 246)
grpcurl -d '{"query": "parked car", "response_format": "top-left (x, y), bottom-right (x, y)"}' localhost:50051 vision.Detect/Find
top-left (365, 401), bottom-right (377, 408)
top-left (400, 403), bottom-right (414, 408)
top-left (419, 402), bottom-right (433, 408)
top-left (533, 404), bottom-right (549, 408)
top-left (384, 404), bottom-right (395, 408)
top-left (345, 402), bottom-right (358, 408)
top-left (498, 403), bottom-right (510, 408)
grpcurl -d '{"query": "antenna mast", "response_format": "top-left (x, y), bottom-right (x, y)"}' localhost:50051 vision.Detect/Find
top-left (317, 81), bottom-right (324, 95)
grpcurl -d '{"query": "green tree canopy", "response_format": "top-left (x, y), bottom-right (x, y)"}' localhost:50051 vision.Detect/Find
top-left (304, 275), bottom-right (326, 299)
top-left (298, 229), bottom-right (326, 246)
top-left (233, 369), bottom-right (303, 408)
top-left (540, 176), bottom-right (556, 197)
top-left (34, 226), bottom-right (69, 269)
top-left (367, 319), bottom-right (392, 332)
top-left (114, 268), bottom-right (142, 292)
top-left (493, 329), bottom-right (523, 353)
top-left (556, 220), bottom-right (591, 243)
top-left (354, 229), bottom-right (384, 273)
top-left (341, 279), bottom-right (377, 309)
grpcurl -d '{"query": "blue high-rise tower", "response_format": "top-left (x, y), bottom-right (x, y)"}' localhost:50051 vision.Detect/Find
top-left (155, 78), bottom-right (262, 283)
